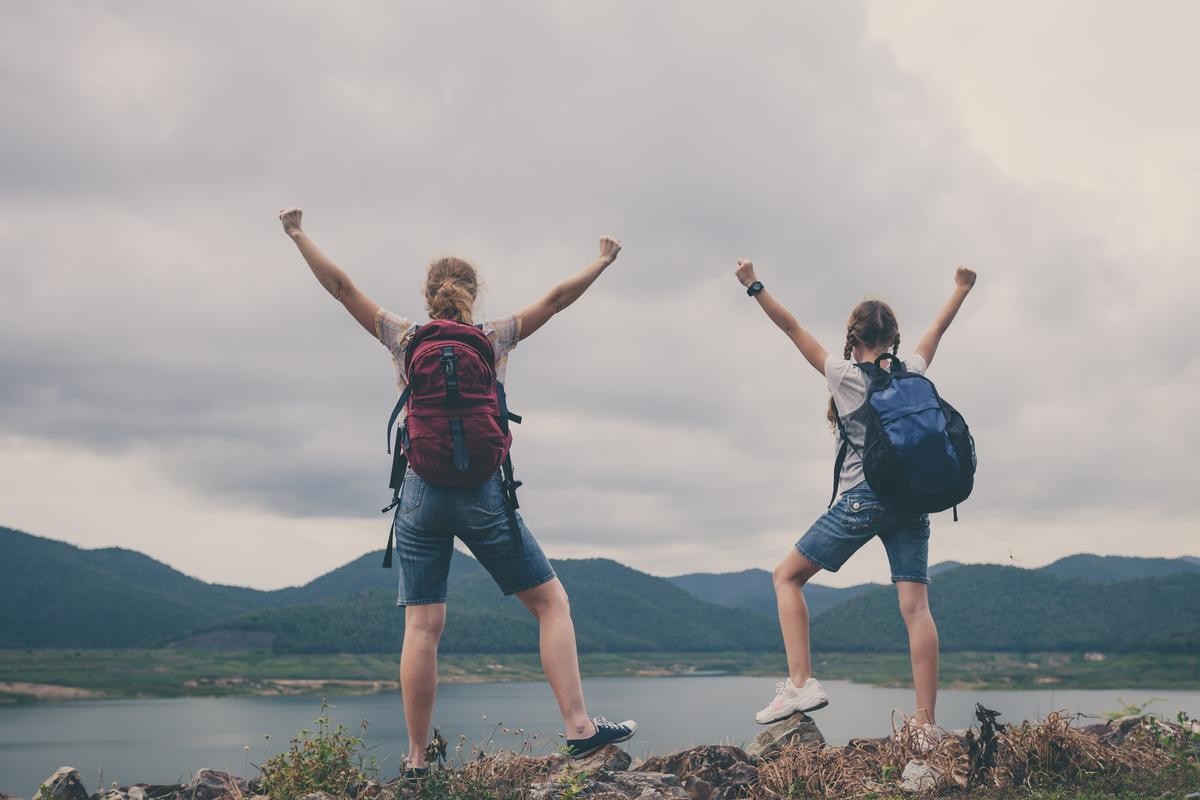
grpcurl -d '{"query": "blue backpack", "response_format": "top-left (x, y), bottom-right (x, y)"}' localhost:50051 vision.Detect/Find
top-left (831, 354), bottom-right (976, 519)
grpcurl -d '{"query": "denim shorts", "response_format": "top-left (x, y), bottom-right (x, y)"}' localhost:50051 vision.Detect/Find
top-left (392, 469), bottom-right (556, 605)
top-left (795, 483), bottom-right (932, 583)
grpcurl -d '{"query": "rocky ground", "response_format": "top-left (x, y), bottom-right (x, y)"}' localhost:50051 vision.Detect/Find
top-left (20, 712), bottom-right (1200, 800)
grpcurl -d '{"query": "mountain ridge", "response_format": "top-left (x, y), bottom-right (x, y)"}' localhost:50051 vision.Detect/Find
top-left (2, 526), bottom-right (1197, 654)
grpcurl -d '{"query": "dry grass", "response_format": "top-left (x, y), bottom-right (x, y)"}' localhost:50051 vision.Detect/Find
top-left (753, 706), bottom-right (1179, 799)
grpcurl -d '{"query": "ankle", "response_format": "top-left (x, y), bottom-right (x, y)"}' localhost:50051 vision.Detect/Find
top-left (406, 752), bottom-right (427, 769)
top-left (790, 672), bottom-right (812, 687)
top-left (566, 717), bottom-right (595, 739)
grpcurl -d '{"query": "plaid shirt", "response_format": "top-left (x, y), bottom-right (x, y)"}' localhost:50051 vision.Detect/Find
top-left (375, 309), bottom-right (521, 404)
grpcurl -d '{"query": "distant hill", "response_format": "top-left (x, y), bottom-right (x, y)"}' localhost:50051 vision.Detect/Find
top-left (1040, 554), bottom-right (1200, 582)
top-left (0, 527), bottom-right (779, 653)
top-left (669, 569), bottom-right (877, 621)
top-left (2, 526), bottom-right (1197, 655)
top-left (181, 553), bottom-right (782, 654)
top-left (0, 526), bottom-right (280, 648)
top-left (669, 556), bottom-right (1196, 625)
top-left (810, 566), bottom-right (1200, 653)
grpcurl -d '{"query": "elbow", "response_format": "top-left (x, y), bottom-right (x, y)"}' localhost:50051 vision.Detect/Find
top-left (327, 277), bottom-right (352, 303)
top-left (547, 285), bottom-right (570, 314)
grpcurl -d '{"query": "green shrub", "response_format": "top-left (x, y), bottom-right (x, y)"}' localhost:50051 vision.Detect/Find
top-left (258, 700), bottom-right (377, 800)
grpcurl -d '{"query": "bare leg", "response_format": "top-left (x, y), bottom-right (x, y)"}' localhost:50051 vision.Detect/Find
top-left (400, 603), bottom-right (447, 768)
top-left (773, 549), bottom-right (824, 686)
top-left (516, 578), bottom-right (596, 739)
top-left (896, 581), bottom-right (939, 725)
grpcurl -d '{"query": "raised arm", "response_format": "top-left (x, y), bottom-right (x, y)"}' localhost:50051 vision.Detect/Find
top-left (914, 265), bottom-right (977, 367)
top-left (735, 259), bottom-right (828, 374)
top-left (279, 207), bottom-right (380, 337)
top-left (516, 236), bottom-right (621, 341)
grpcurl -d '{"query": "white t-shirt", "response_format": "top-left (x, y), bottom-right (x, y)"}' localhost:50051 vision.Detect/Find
top-left (375, 309), bottom-right (521, 419)
top-left (825, 353), bottom-right (928, 495)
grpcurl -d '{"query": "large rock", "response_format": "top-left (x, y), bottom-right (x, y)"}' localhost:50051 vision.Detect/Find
top-left (636, 745), bottom-right (756, 799)
top-left (899, 759), bottom-right (939, 793)
top-left (189, 770), bottom-right (247, 800)
top-left (2, 793), bottom-right (26, 800)
top-left (39, 769), bottom-right (89, 800)
top-left (116, 786), bottom-right (185, 800)
top-left (745, 714), bottom-right (824, 760)
top-left (607, 772), bottom-right (686, 798)
top-left (575, 745), bottom-right (633, 773)
top-left (529, 757), bottom-right (687, 800)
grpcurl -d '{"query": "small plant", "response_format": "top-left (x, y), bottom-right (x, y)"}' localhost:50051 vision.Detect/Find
top-left (1103, 696), bottom-right (1164, 720)
top-left (555, 761), bottom-right (589, 800)
top-left (257, 699), bottom-right (376, 800)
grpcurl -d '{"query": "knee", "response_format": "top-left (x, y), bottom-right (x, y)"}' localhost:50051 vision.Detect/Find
top-left (405, 613), bottom-right (446, 641)
top-left (526, 584), bottom-right (571, 620)
top-left (898, 595), bottom-right (931, 623)
top-left (773, 561), bottom-right (809, 590)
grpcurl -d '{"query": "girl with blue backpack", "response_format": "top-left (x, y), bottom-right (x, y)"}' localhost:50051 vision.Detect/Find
top-left (734, 258), bottom-right (977, 751)
top-left (280, 207), bottom-right (637, 774)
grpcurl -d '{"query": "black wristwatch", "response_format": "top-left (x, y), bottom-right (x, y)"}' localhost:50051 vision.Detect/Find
top-left (746, 281), bottom-right (764, 297)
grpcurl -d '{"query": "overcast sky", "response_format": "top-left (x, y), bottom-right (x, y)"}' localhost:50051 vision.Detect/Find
top-left (2, 2), bottom-right (1197, 590)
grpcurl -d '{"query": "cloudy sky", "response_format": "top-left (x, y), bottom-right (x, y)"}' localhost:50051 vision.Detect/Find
top-left (2, 2), bottom-right (1197, 591)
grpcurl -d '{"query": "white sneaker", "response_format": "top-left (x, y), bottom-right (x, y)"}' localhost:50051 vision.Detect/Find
top-left (904, 722), bottom-right (945, 754)
top-left (754, 677), bottom-right (829, 724)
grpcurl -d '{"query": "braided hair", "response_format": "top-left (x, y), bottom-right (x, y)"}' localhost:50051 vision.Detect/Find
top-left (826, 300), bottom-right (900, 429)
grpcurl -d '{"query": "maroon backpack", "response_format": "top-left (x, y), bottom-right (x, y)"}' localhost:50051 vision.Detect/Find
top-left (380, 320), bottom-right (523, 567)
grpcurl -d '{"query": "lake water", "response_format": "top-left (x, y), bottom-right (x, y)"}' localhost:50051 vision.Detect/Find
top-left (3, 677), bottom-right (1198, 797)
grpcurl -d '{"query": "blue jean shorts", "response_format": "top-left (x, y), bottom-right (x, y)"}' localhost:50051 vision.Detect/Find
top-left (795, 483), bottom-right (932, 583)
top-left (393, 470), bottom-right (556, 606)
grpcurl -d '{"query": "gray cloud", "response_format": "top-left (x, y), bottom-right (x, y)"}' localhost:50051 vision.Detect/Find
top-left (2, 1), bottom-right (1196, 584)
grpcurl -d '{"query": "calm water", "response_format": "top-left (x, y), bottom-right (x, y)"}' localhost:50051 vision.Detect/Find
top-left (3, 677), bottom-right (1198, 797)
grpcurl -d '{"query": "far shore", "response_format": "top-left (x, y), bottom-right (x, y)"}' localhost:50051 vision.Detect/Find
top-left (1, 649), bottom-right (1197, 703)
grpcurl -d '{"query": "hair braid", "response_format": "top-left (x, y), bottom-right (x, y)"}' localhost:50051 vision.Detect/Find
top-left (827, 329), bottom-right (856, 428)
top-left (826, 299), bottom-right (901, 430)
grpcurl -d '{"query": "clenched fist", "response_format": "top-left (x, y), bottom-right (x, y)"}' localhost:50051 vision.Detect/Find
top-left (955, 265), bottom-right (977, 289)
top-left (735, 258), bottom-right (757, 287)
top-left (279, 207), bottom-right (303, 236)
top-left (599, 236), bottom-right (622, 264)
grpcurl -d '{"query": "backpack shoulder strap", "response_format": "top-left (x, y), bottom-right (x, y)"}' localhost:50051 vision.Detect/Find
top-left (856, 361), bottom-right (893, 393)
top-left (829, 415), bottom-right (850, 508)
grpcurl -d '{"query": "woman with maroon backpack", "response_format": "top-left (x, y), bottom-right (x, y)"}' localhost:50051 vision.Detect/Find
top-left (279, 207), bottom-right (637, 775)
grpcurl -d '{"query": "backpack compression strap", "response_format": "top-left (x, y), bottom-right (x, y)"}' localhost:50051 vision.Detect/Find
top-left (496, 382), bottom-right (524, 551)
top-left (381, 384), bottom-right (413, 568)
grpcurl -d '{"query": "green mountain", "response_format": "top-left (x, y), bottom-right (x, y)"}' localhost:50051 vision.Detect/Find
top-left (810, 565), bottom-right (1200, 653)
top-left (3, 526), bottom-right (1197, 655)
top-left (181, 553), bottom-right (782, 654)
top-left (0, 527), bottom-right (779, 653)
top-left (668, 569), bottom-right (878, 620)
top-left (0, 526), bottom-right (280, 648)
top-left (669, 557), bottom-right (1195, 625)
top-left (1040, 554), bottom-right (1200, 582)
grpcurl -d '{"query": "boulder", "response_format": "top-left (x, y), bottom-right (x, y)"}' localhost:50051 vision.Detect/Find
top-left (898, 759), bottom-right (939, 793)
top-left (116, 786), bottom-right (184, 800)
top-left (575, 745), bottom-right (633, 773)
top-left (1, 793), bottom-right (25, 800)
top-left (528, 763), bottom-right (686, 799)
top-left (39, 769), bottom-right (90, 800)
top-left (745, 714), bottom-right (824, 760)
top-left (190, 770), bottom-right (248, 800)
top-left (636, 745), bottom-right (756, 799)
top-left (608, 771), bottom-right (687, 798)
